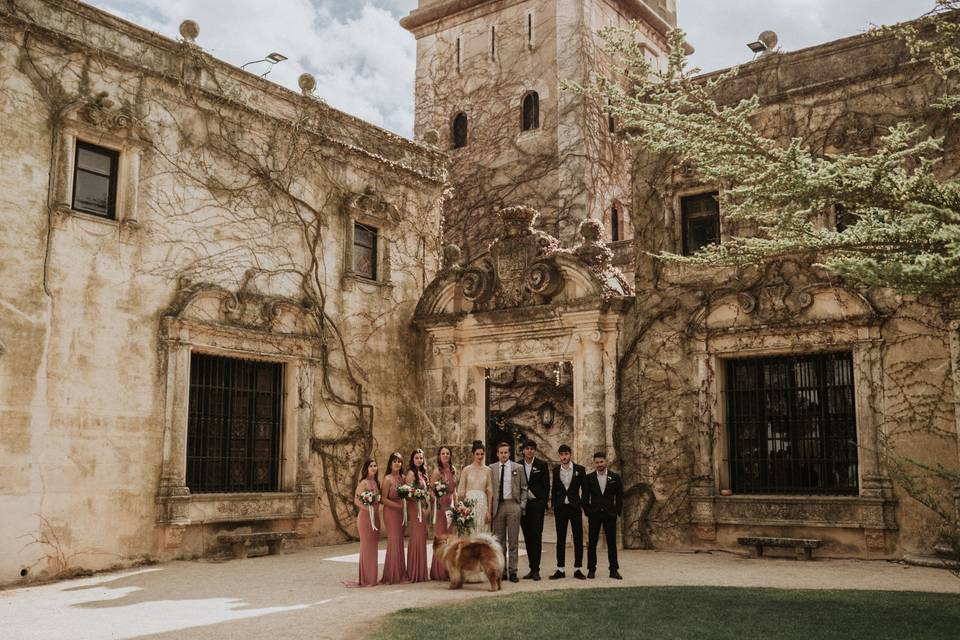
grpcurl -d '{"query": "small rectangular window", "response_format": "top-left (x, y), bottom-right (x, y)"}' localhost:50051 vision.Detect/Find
top-left (72, 141), bottom-right (118, 218)
top-left (456, 36), bottom-right (462, 72)
top-left (681, 192), bottom-right (720, 255)
top-left (490, 25), bottom-right (496, 60)
top-left (353, 222), bottom-right (378, 280)
top-left (527, 12), bottom-right (533, 49)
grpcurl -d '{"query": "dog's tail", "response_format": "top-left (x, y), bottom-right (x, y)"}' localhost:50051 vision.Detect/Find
top-left (471, 533), bottom-right (505, 570)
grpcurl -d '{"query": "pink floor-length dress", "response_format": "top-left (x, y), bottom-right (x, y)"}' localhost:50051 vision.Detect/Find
top-left (405, 472), bottom-right (430, 583)
top-left (430, 468), bottom-right (457, 581)
top-left (381, 474), bottom-right (407, 584)
top-left (356, 478), bottom-right (380, 587)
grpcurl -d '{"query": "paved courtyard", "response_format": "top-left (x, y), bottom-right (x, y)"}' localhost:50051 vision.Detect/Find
top-left (2, 543), bottom-right (958, 640)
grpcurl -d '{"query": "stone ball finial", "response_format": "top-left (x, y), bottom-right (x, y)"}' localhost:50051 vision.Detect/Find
top-left (179, 20), bottom-right (200, 43)
top-left (298, 73), bottom-right (317, 96)
top-left (442, 244), bottom-right (462, 269)
top-left (578, 218), bottom-right (604, 243)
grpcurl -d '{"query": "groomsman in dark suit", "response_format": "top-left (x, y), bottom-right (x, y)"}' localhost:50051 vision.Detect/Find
top-left (549, 443), bottom-right (586, 580)
top-left (519, 440), bottom-right (550, 581)
top-left (582, 452), bottom-right (623, 580)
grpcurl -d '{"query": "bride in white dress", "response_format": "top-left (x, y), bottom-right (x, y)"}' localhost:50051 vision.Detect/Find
top-left (459, 441), bottom-right (493, 535)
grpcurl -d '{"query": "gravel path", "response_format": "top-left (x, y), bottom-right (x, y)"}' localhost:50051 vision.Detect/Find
top-left (2, 542), bottom-right (957, 640)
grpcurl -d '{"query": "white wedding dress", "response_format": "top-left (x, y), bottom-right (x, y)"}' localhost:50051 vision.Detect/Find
top-left (460, 464), bottom-right (491, 536)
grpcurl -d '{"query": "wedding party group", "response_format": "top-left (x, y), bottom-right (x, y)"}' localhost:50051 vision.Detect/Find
top-left (349, 439), bottom-right (624, 590)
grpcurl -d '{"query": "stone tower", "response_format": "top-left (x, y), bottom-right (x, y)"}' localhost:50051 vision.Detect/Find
top-left (401, 0), bottom-right (678, 264)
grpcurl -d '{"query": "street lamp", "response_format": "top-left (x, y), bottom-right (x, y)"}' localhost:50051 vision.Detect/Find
top-left (241, 52), bottom-right (288, 77)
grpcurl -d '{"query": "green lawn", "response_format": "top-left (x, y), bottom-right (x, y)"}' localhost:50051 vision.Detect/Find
top-left (370, 586), bottom-right (960, 640)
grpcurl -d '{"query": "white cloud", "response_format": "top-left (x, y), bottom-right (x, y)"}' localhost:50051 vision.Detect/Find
top-left (89, 0), bottom-right (418, 137)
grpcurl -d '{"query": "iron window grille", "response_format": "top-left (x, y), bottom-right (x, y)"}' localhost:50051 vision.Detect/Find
top-left (725, 352), bottom-right (859, 495)
top-left (681, 192), bottom-right (720, 255)
top-left (186, 353), bottom-right (283, 493)
top-left (72, 141), bottom-right (119, 219)
top-left (353, 222), bottom-right (378, 280)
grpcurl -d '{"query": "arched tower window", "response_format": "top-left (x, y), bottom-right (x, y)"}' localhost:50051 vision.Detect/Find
top-left (610, 204), bottom-right (620, 242)
top-left (452, 112), bottom-right (468, 149)
top-left (521, 92), bottom-right (539, 131)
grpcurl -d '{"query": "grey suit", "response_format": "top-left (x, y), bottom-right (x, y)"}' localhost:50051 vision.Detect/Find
top-left (489, 460), bottom-right (527, 575)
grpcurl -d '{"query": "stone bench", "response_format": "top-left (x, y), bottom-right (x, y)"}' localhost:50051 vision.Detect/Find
top-left (218, 531), bottom-right (295, 559)
top-left (737, 536), bottom-right (821, 561)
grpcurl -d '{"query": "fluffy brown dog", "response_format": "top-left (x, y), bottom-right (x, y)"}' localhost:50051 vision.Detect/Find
top-left (432, 533), bottom-right (504, 591)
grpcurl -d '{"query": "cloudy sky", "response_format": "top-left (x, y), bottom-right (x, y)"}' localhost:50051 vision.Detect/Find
top-left (87, 0), bottom-right (935, 138)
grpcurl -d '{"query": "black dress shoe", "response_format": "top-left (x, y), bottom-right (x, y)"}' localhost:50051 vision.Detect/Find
top-left (522, 570), bottom-right (535, 580)
top-left (509, 573), bottom-right (519, 583)
top-left (548, 570), bottom-right (565, 580)
top-left (573, 570), bottom-right (586, 580)
top-left (610, 570), bottom-right (623, 580)
top-left (532, 571), bottom-right (541, 581)
top-left (587, 569), bottom-right (596, 579)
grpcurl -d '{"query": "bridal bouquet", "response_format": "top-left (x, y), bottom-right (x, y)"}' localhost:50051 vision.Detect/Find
top-left (446, 498), bottom-right (477, 537)
top-left (396, 484), bottom-right (412, 525)
top-left (359, 489), bottom-right (379, 531)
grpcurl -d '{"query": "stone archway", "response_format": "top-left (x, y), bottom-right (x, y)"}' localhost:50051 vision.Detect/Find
top-left (415, 207), bottom-right (633, 465)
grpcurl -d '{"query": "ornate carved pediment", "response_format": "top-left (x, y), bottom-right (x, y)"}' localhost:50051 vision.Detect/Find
top-left (72, 92), bottom-right (147, 139)
top-left (164, 277), bottom-right (319, 335)
top-left (458, 207), bottom-right (564, 310)
top-left (692, 258), bottom-right (878, 331)
top-left (344, 188), bottom-right (400, 225)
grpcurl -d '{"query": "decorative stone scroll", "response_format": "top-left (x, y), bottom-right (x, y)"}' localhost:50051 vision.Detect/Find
top-left (455, 206), bottom-right (565, 310)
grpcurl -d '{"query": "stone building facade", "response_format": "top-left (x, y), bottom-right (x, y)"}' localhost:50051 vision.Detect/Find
top-left (1, 0), bottom-right (958, 587)
top-left (0, 0), bottom-right (445, 584)
top-left (408, 0), bottom-right (960, 559)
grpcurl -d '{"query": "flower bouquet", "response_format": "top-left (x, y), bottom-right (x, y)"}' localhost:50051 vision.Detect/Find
top-left (446, 498), bottom-right (477, 537)
top-left (410, 484), bottom-right (429, 523)
top-left (359, 489), bottom-right (379, 531)
top-left (431, 480), bottom-right (449, 525)
top-left (396, 483), bottom-right (412, 525)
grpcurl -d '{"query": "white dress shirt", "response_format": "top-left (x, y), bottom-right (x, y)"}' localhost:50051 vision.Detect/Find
top-left (499, 461), bottom-right (513, 500)
top-left (559, 463), bottom-right (573, 504)
top-left (597, 470), bottom-right (607, 494)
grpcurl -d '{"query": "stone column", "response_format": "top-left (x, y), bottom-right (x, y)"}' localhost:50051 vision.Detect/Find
top-left (575, 330), bottom-right (606, 464)
top-left (948, 320), bottom-right (960, 524)
top-left (157, 327), bottom-right (191, 552)
top-left (691, 352), bottom-right (717, 541)
top-left (295, 360), bottom-right (319, 527)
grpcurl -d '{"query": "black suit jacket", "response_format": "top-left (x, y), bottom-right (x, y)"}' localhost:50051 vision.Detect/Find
top-left (582, 470), bottom-right (623, 518)
top-left (551, 463), bottom-right (586, 511)
top-left (521, 457), bottom-right (550, 506)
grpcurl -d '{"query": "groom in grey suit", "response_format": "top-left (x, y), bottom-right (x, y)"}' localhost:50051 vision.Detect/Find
top-left (489, 441), bottom-right (527, 582)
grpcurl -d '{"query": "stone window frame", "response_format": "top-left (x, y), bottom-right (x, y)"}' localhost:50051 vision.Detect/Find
top-left (451, 110), bottom-right (469, 149)
top-left (669, 184), bottom-right (723, 255)
top-left (702, 328), bottom-right (883, 497)
top-left (52, 109), bottom-right (144, 229)
top-left (521, 90), bottom-right (540, 132)
top-left (157, 313), bottom-right (319, 531)
top-left (341, 191), bottom-right (398, 292)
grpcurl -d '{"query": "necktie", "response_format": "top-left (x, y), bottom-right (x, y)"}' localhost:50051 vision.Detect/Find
top-left (499, 463), bottom-right (505, 501)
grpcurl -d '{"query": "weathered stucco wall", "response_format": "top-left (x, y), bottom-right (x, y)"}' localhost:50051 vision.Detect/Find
top-left (620, 26), bottom-right (960, 556)
top-left (0, 0), bottom-right (446, 585)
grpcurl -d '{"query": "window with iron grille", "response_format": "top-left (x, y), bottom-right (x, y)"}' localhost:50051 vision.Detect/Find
top-left (726, 352), bottom-right (858, 495)
top-left (187, 353), bottom-right (283, 493)
top-left (681, 192), bottom-right (720, 255)
top-left (72, 141), bottom-right (119, 218)
top-left (353, 222), bottom-right (378, 280)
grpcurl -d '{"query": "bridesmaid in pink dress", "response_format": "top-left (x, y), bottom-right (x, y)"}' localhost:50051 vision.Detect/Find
top-left (380, 452), bottom-right (408, 584)
top-left (352, 459), bottom-right (381, 587)
top-left (404, 448), bottom-right (430, 583)
top-left (430, 446), bottom-right (458, 581)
